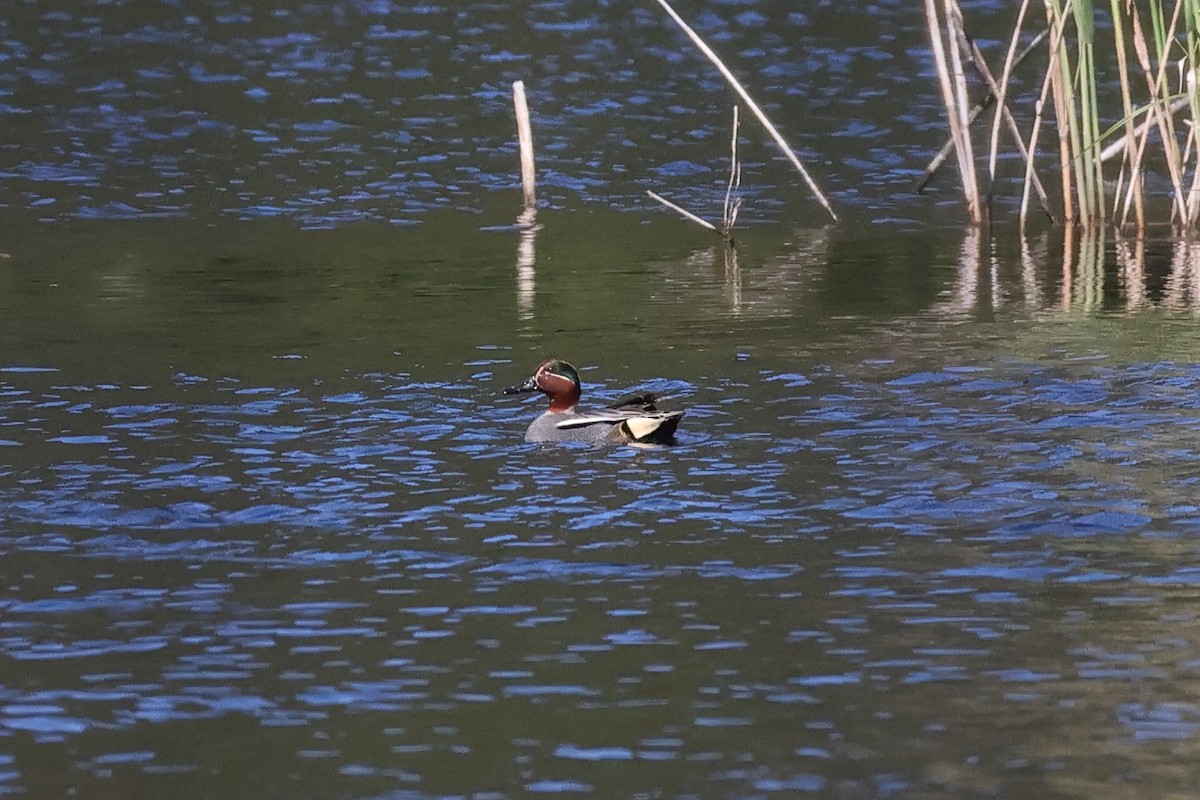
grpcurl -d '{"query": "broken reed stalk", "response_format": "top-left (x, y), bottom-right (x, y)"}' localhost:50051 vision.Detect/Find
top-left (1186, 72), bottom-right (1200, 224)
top-left (647, 105), bottom-right (742, 241)
top-left (651, 0), bottom-right (837, 222)
top-left (943, 1), bottom-right (983, 222)
top-left (721, 104), bottom-right (743, 236)
top-left (646, 190), bottom-right (719, 232)
top-left (512, 80), bottom-right (536, 209)
top-left (1117, 101), bottom-right (1162, 228)
top-left (924, 0), bottom-right (983, 224)
top-left (1099, 96), bottom-right (1189, 163)
top-left (1155, 2), bottom-right (1191, 225)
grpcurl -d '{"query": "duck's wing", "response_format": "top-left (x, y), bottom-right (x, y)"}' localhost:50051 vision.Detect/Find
top-left (556, 406), bottom-right (684, 444)
top-left (554, 408), bottom-right (642, 430)
top-left (606, 393), bottom-right (661, 412)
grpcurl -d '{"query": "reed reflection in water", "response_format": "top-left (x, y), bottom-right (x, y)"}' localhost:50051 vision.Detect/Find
top-left (1022, 229), bottom-right (1200, 314)
top-left (515, 207), bottom-right (540, 323)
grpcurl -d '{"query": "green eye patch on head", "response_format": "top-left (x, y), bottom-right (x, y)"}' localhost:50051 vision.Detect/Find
top-left (546, 360), bottom-right (580, 385)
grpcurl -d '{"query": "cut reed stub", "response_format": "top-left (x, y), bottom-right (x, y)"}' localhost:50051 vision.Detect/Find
top-left (512, 80), bottom-right (536, 209)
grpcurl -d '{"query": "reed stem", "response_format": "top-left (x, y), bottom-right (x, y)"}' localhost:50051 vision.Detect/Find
top-left (924, 0), bottom-right (983, 224)
top-left (1020, 0), bottom-right (1074, 231)
top-left (1045, 0), bottom-right (1079, 225)
top-left (985, 0), bottom-right (1033, 189)
top-left (1132, 0), bottom-right (1188, 223)
top-left (1075, 1), bottom-right (1105, 223)
top-left (1184, 0), bottom-right (1200, 223)
top-left (944, 0), bottom-right (984, 223)
top-left (1108, 0), bottom-right (1145, 228)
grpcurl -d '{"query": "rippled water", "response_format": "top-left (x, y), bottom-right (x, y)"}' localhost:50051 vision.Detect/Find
top-left (3, 217), bottom-right (1200, 798)
top-left (0, 0), bottom-right (1019, 226)
top-left (4, 242), bottom-right (1200, 796)
top-left (4, 1), bottom-right (1200, 797)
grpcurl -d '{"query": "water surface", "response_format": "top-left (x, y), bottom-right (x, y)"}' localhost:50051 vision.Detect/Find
top-left (3, 2), bottom-right (1200, 798)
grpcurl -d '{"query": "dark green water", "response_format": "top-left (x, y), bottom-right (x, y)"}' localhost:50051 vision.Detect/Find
top-left (3, 1), bottom-right (1200, 798)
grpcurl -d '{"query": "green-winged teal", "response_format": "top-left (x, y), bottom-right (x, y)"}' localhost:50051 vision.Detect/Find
top-left (504, 359), bottom-right (684, 444)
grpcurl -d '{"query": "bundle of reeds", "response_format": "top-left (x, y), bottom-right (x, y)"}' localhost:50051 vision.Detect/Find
top-left (925, 0), bottom-right (1200, 232)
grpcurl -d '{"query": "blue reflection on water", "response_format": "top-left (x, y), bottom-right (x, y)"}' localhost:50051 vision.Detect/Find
top-left (0, 1), bottom-right (1016, 225)
top-left (0, 355), bottom-right (1198, 793)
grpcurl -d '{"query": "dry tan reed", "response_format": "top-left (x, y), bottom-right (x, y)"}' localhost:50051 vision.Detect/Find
top-left (924, 0), bottom-right (984, 224)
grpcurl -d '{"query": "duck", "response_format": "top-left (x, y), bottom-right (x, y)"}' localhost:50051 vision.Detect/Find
top-left (504, 358), bottom-right (684, 444)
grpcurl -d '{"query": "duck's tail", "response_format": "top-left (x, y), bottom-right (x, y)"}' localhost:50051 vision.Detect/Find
top-left (619, 410), bottom-right (684, 444)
